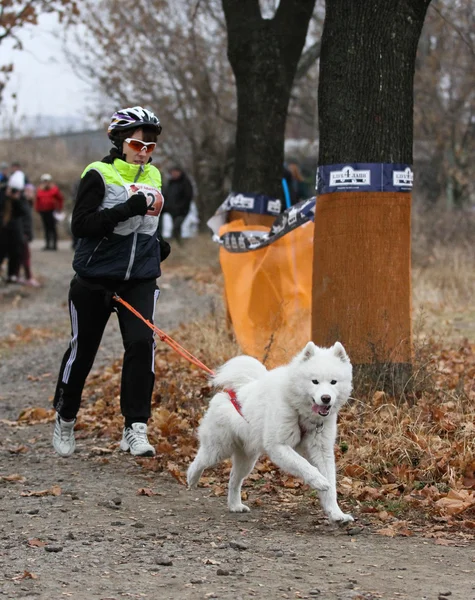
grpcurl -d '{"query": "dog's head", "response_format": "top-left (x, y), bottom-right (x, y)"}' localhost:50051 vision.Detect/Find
top-left (289, 341), bottom-right (353, 419)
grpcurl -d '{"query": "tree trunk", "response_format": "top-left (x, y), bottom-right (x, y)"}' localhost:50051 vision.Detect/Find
top-left (313, 0), bottom-right (431, 389)
top-left (194, 138), bottom-right (234, 230)
top-left (222, 0), bottom-right (316, 200)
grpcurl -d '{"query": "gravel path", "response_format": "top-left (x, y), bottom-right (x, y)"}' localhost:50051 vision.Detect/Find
top-left (1, 241), bottom-right (474, 600)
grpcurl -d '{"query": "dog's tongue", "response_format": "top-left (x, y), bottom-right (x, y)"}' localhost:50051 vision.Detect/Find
top-left (312, 404), bottom-right (330, 416)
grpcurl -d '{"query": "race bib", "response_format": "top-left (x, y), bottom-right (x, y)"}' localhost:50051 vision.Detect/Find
top-left (127, 183), bottom-right (164, 217)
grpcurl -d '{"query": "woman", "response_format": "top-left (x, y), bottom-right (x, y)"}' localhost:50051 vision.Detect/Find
top-left (0, 173), bottom-right (28, 283)
top-left (35, 173), bottom-right (64, 251)
top-left (52, 106), bottom-right (170, 458)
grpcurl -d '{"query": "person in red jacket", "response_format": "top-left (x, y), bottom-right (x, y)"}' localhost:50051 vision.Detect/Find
top-left (35, 173), bottom-right (64, 251)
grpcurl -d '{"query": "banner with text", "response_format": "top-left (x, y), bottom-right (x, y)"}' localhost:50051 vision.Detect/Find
top-left (317, 163), bottom-right (413, 195)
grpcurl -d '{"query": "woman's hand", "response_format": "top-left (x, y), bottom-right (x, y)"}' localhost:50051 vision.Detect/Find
top-left (126, 193), bottom-right (148, 217)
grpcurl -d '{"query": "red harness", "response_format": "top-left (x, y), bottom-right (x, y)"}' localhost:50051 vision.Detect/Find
top-left (226, 388), bottom-right (244, 417)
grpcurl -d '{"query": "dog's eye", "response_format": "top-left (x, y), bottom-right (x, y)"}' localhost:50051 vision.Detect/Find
top-left (331, 380), bottom-right (337, 385)
top-left (312, 379), bottom-right (319, 385)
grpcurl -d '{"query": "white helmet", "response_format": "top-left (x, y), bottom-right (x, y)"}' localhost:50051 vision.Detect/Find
top-left (107, 106), bottom-right (162, 141)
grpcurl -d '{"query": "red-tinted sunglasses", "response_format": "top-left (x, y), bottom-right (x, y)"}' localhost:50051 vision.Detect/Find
top-left (125, 138), bottom-right (157, 154)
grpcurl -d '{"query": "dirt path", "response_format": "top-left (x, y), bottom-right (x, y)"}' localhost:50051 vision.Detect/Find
top-left (1, 242), bottom-right (474, 600)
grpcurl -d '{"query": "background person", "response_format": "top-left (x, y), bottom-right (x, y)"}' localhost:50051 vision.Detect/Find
top-left (52, 106), bottom-right (170, 459)
top-left (288, 162), bottom-right (312, 203)
top-left (0, 162), bottom-right (9, 184)
top-left (163, 166), bottom-right (194, 245)
top-left (35, 173), bottom-right (64, 251)
top-left (0, 172), bottom-right (29, 283)
top-left (20, 183), bottom-right (40, 287)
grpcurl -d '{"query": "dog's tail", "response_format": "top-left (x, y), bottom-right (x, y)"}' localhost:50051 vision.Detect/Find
top-left (212, 355), bottom-right (267, 391)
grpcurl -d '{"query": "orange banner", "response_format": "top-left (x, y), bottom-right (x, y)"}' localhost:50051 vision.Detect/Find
top-left (219, 219), bottom-right (314, 368)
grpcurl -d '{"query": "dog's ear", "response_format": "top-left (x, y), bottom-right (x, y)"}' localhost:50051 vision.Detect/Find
top-left (301, 341), bottom-right (316, 361)
top-left (332, 342), bottom-right (350, 363)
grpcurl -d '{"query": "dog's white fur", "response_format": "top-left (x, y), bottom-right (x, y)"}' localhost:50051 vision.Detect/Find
top-left (187, 341), bottom-right (354, 522)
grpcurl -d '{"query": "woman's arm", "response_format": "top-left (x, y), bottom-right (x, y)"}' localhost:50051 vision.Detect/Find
top-left (71, 169), bottom-right (140, 238)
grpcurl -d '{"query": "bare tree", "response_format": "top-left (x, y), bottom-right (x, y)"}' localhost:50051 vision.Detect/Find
top-left (222, 0), bottom-right (317, 199)
top-left (414, 0), bottom-right (475, 208)
top-left (0, 0), bottom-right (78, 101)
top-left (67, 0), bottom-right (236, 226)
top-left (286, 6), bottom-right (324, 142)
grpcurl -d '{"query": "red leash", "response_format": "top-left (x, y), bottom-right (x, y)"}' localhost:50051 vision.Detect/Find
top-left (113, 293), bottom-right (215, 376)
top-left (113, 293), bottom-right (244, 418)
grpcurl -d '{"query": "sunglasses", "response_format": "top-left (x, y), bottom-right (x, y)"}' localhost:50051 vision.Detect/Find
top-left (125, 138), bottom-right (156, 154)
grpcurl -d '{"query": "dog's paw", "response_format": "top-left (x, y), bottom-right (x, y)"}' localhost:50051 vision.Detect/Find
top-left (229, 503), bottom-right (251, 513)
top-left (186, 467), bottom-right (199, 488)
top-left (328, 511), bottom-right (354, 523)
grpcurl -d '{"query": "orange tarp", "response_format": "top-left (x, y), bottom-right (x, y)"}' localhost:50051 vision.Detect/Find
top-left (219, 219), bottom-right (314, 368)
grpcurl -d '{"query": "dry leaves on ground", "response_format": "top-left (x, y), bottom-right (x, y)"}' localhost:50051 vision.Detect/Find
top-left (18, 318), bottom-right (475, 539)
top-left (20, 485), bottom-right (62, 497)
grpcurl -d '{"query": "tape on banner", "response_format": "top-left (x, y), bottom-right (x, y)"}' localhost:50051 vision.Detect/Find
top-left (219, 198), bottom-right (316, 253)
top-left (207, 192), bottom-right (282, 235)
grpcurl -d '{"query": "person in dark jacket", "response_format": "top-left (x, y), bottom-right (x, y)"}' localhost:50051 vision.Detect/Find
top-left (52, 106), bottom-right (171, 459)
top-left (0, 162), bottom-right (9, 184)
top-left (0, 173), bottom-right (29, 283)
top-left (288, 162), bottom-right (312, 203)
top-left (163, 166), bottom-right (193, 244)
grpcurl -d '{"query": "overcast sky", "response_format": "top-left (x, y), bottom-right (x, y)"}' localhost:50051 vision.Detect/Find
top-left (1, 13), bottom-right (94, 133)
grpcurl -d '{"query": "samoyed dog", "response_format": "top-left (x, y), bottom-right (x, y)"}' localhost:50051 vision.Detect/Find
top-left (187, 341), bottom-right (353, 523)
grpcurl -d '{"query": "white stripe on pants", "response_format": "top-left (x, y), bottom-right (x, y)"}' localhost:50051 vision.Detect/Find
top-left (62, 300), bottom-right (79, 384)
top-left (151, 288), bottom-right (160, 374)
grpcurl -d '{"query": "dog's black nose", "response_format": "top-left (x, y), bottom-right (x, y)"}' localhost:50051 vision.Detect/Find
top-left (321, 395), bottom-right (331, 404)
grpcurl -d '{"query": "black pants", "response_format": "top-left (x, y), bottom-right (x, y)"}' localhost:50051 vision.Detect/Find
top-left (39, 210), bottom-right (57, 249)
top-left (171, 214), bottom-right (186, 243)
top-left (0, 225), bottom-right (23, 278)
top-left (53, 277), bottom-right (160, 426)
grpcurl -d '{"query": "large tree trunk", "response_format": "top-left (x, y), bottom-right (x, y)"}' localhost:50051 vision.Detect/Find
top-left (313, 0), bottom-right (431, 389)
top-left (222, 0), bottom-right (316, 200)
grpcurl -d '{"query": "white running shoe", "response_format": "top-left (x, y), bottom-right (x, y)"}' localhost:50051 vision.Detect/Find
top-left (120, 423), bottom-right (155, 457)
top-left (53, 414), bottom-right (76, 457)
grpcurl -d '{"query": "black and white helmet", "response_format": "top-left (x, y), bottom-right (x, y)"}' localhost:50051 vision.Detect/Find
top-left (107, 106), bottom-right (162, 141)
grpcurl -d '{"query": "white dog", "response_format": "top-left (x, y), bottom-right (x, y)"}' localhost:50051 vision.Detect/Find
top-left (187, 341), bottom-right (354, 523)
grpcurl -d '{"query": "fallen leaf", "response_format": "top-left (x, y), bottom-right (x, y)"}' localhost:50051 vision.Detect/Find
top-left (203, 558), bottom-right (220, 565)
top-left (8, 445), bottom-right (28, 454)
top-left (1, 473), bottom-right (26, 483)
top-left (166, 461), bottom-right (186, 486)
top-left (344, 464), bottom-right (366, 478)
top-left (21, 485), bottom-right (62, 497)
top-left (462, 520), bottom-right (475, 529)
top-left (27, 538), bottom-right (46, 548)
top-left (89, 446), bottom-right (113, 455)
top-left (376, 527), bottom-right (397, 537)
top-left (17, 406), bottom-right (54, 423)
top-left (137, 487), bottom-right (155, 496)
top-left (12, 571), bottom-right (37, 580)
top-left (372, 390), bottom-right (386, 403)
